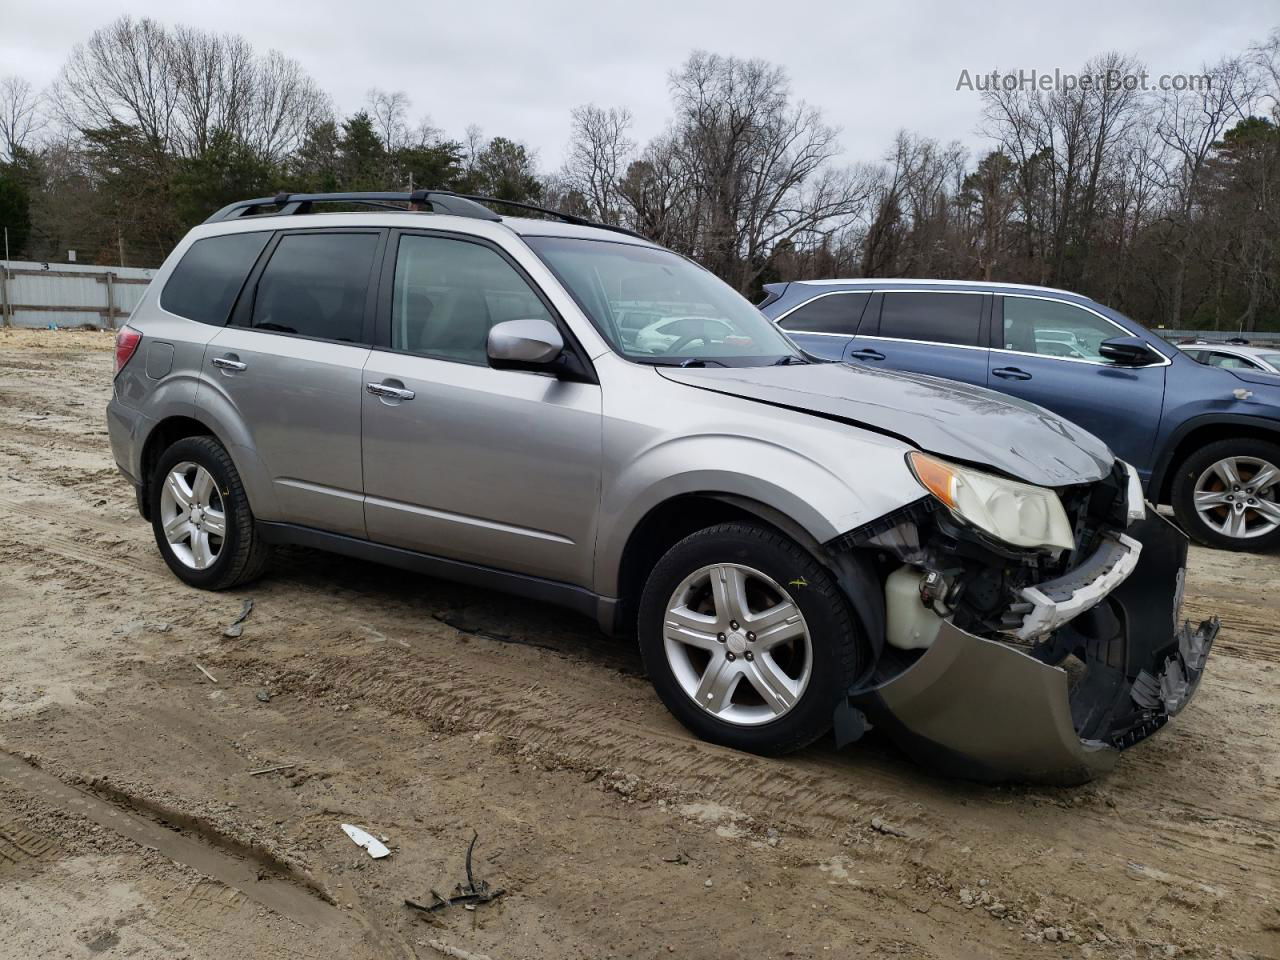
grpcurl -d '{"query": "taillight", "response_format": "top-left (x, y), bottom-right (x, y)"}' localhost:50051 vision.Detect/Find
top-left (114, 326), bottom-right (143, 376)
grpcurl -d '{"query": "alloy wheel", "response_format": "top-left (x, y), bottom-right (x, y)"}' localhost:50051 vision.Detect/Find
top-left (663, 563), bottom-right (812, 726)
top-left (1193, 455), bottom-right (1280, 540)
top-left (159, 461), bottom-right (226, 570)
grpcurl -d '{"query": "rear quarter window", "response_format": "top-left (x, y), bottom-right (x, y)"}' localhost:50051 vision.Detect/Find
top-left (160, 232), bottom-right (271, 325)
top-left (777, 292), bottom-right (869, 335)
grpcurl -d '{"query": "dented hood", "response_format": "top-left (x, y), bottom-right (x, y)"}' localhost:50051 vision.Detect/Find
top-left (657, 362), bottom-right (1114, 487)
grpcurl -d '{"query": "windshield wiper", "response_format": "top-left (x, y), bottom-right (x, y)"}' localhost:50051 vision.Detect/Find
top-left (773, 355), bottom-right (809, 365)
top-left (679, 357), bottom-right (728, 368)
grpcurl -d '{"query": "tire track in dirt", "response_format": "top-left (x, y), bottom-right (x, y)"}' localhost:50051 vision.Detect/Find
top-left (0, 751), bottom-right (347, 931)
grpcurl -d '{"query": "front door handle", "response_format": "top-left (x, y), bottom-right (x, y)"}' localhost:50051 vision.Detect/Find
top-left (211, 355), bottom-right (247, 372)
top-left (366, 381), bottom-right (416, 401)
top-left (848, 348), bottom-right (886, 362)
top-left (992, 366), bottom-right (1032, 381)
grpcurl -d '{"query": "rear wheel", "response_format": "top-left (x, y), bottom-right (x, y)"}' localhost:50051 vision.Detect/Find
top-left (637, 522), bottom-right (865, 755)
top-left (150, 435), bottom-right (269, 589)
top-left (1171, 438), bottom-right (1280, 550)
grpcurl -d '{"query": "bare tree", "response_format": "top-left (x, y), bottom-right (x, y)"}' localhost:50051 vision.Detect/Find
top-left (0, 76), bottom-right (44, 162)
top-left (1152, 54), bottom-right (1257, 324)
top-left (562, 104), bottom-right (634, 222)
top-left (618, 130), bottom-right (699, 250)
top-left (368, 88), bottom-right (410, 151)
top-left (54, 17), bottom-right (179, 157)
top-left (662, 51), bottom-right (873, 291)
top-left (54, 17), bottom-right (328, 164)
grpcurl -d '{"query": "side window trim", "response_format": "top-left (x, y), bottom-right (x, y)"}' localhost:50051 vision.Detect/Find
top-left (373, 228), bottom-right (598, 382)
top-left (858, 289), bottom-right (990, 351)
top-left (771, 289), bottom-right (871, 337)
top-left (229, 227), bottom-right (387, 346)
top-left (992, 294), bottom-right (1172, 368)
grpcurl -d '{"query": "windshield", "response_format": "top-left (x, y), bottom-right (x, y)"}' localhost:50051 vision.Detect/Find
top-left (525, 236), bottom-right (803, 365)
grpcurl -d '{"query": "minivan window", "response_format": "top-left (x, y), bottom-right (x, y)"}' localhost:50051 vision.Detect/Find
top-left (248, 232), bottom-right (379, 342)
top-left (391, 235), bottom-right (554, 364)
top-left (526, 236), bottom-right (802, 365)
top-left (1002, 296), bottom-right (1119, 362)
top-left (778, 292), bottom-right (870, 335)
top-left (161, 232), bottom-right (270, 325)
top-left (878, 292), bottom-right (982, 347)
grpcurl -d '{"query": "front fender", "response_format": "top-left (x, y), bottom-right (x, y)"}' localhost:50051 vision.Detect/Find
top-left (593, 430), bottom-right (918, 596)
top-left (1149, 410), bottom-right (1280, 500)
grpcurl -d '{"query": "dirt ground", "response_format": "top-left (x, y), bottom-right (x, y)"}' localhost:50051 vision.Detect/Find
top-left (0, 326), bottom-right (1276, 960)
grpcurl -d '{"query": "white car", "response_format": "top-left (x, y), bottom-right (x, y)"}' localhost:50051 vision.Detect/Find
top-left (631, 315), bottom-right (743, 355)
top-left (1179, 343), bottom-right (1280, 375)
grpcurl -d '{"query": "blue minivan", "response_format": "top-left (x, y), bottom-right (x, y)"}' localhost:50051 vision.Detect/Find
top-left (760, 279), bottom-right (1280, 551)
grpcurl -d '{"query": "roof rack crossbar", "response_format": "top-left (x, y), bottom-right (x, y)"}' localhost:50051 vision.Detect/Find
top-left (203, 191), bottom-right (502, 224)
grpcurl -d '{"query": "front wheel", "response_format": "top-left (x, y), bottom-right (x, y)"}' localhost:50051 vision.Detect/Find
top-left (1170, 438), bottom-right (1280, 551)
top-left (637, 522), bottom-right (866, 756)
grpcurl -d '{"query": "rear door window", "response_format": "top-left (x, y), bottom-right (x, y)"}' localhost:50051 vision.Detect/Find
top-left (777, 292), bottom-right (870, 335)
top-left (161, 232), bottom-right (271, 325)
top-left (247, 232), bottom-right (380, 342)
top-left (877, 292), bottom-right (982, 346)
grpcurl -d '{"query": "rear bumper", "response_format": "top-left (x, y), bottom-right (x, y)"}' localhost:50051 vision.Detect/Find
top-left (106, 394), bottom-right (147, 487)
top-left (852, 513), bottom-right (1218, 785)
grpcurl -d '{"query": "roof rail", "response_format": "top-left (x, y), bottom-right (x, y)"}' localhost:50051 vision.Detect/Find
top-left (456, 194), bottom-right (647, 240)
top-left (203, 191), bottom-right (502, 224)
top-left (202, 189), bottom-right (649, 241)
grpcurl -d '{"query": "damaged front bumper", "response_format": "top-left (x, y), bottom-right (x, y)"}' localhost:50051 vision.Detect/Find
top-left (850, 513), bottom-right (1218, 785)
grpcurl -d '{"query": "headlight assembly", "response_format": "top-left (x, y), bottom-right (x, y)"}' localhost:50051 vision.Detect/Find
top-left (907, 451), bottom-right (1076, 553)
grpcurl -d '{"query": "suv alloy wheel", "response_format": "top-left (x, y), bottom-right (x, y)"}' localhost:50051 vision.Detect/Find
top-left (637, 522), bottom-right (866, 755)
top-left (1171, 438), bottom-right (1280, 550)
top-left (150, 436), bottom-right (270, 589)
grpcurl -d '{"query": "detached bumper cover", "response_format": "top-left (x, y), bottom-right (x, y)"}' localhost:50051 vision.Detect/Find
top-left (852, 513), bottom-right (1219, 785)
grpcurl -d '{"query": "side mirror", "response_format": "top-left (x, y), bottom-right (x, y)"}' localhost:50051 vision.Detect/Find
top-left (487, 318), bottom-right (564, 372)
top-left (1099, 336), bottom-right (1160, 367)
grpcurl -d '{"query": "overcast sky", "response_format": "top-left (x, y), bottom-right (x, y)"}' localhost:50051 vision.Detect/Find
top-left (3, 0), bottom-right (1275, 169)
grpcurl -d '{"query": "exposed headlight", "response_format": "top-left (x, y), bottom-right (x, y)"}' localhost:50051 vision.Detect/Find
top-left (907, 451), bottom-right (1076, 553)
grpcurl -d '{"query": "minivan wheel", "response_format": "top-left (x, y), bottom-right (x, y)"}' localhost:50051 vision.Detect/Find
top-left (637, 521), bottom-right (865, 756)
top-left (1171, 438), bottom-right (1280, 551)
top-left (150, 435), bottom-right (269, 589)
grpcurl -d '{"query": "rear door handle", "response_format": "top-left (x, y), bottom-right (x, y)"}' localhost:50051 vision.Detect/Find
top-left (366, 381), bottom-right (416, 401)
top-left (848, 348), bottom-right (886, 362)
top-left (211, 355), bottom-right (247, 372)
top-left (992, 366), bottom-right (1032, 381)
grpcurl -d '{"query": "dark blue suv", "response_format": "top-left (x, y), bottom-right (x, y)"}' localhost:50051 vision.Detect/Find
top-left (760, 279), bottom-right (1280, 551)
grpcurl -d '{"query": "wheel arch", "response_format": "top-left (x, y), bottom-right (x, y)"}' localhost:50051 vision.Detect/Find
top-left (1151, 414), bottom-right (1280, 505)
top-left (136, 414), bottom-right (273, 521)
top-left (608, 492), bottom-right (884, 660)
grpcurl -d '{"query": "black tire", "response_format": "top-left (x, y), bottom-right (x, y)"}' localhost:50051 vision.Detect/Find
top-left (637, 521), bottom-right (866, 756)
top-left (1170, 437), bottom-right (1280, 551)
top-left (149, 435), bottom-right (270, 589)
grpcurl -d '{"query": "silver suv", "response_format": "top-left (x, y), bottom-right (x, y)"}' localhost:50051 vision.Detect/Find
top-left (108, 191), bottom-right (1217, 783)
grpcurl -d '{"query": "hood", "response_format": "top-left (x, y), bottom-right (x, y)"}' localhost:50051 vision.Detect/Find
top-left (1227, 367), bottom-right (1280, 388)
top-left (657, 362), bottom-right (1114, 487)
